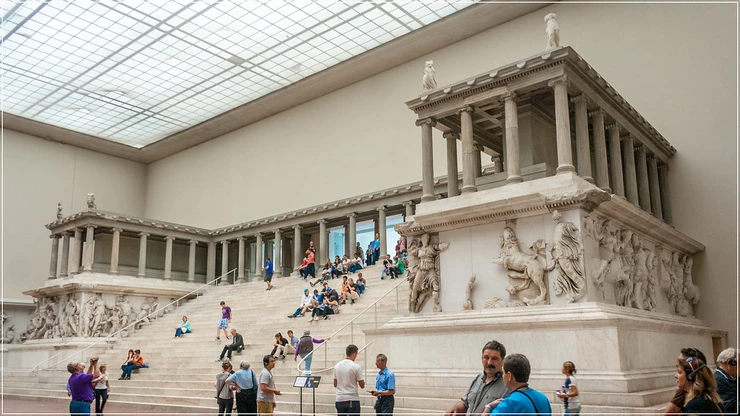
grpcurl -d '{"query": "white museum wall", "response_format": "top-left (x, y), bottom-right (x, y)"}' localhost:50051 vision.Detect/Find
top-left (145, 3), bottom-right (737, 340)
top-left (2, 130), bottom-right (148, 301)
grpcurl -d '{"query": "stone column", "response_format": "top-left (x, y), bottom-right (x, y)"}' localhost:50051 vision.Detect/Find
top-left (443, 132), bottom-right (459, 197)
top-left (110, 228), bottom-right (122, 275)
top-left (636, 145), bottom-right (652, 213)
top-left (137, 232), bottom-right (149, 278)
top-left (607, 123), bottom-right (625, 197)
top-left (237, 237), bottom-right (246, 283)
top-left (417, 118), bottom-right (436, 202)
top-left (59, 232), bottom-right (70, 278)
top-left (502, 92), bottom-right (522, 184)
top-left (49, 234), bottom-right (60, 279)
top-left (473, 145), bottom-right (483, 178)
top-left (404, 201), bottom-right (414, 218)
top-left (164, 236), bottom-right (175, 281)
top-left (255, 233), bottom-right (263, 278)
top-left (458, 106), bottom-right (477, 193)
top-left (647, 157), bottom-right (663, 220)
top-left (347, 213), bottom-right (357, 255)
top-left (377, 206), bottom-right (387, 256)
top-left (273, 229), bottom-right (282, 277)
top-left (207, 241), bottom-right (216, 283)
top-left (82, 225), bottom-right (96, 272)
top-left (188, 240), bottom-right (197, 283)
top-left (621, 135), bottom-right (639, 205)
top-left (221, 240), bottom-right (229, 281)
top-left (549, 75), bottom-right (575, 174)
top-left (590, 109), bottom-right (611, 192)
top-left (293, 225), bottom-right (302, 275)
top-left (492, 156), bottom-right (503, 173)
top-left (318, 220), bottom-right (327, 264)
top-left (658, 164), bottom-right (672, 223)
top-left (72, 228), bottom-right (83, 274)
top-left (572, 95), bottom-right (593, 183)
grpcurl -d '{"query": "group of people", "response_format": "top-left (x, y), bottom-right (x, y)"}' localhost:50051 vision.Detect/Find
top-left (288, 276), bottom-right (366, 321)
top-left (664, 346), bottom-right (737, 415)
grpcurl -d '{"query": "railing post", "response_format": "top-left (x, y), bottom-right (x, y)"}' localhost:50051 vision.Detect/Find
top-left (351, 322), bottom-right (354, 345)
top-left (374, 303), bottom-right (378, 329)
top-left (396, 286), bottom-right (399, 315)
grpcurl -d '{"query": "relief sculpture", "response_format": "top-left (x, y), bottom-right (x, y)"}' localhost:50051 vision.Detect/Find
top-left (492, 226), bottom-right (552, 306)
top-left (407, 233), bottom-right (449, 313)
top-left (550, 211), bottom-right (586, 303)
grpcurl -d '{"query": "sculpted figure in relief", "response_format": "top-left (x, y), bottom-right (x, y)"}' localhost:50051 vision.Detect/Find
top-left (81, 295), bottom-right (94, 337)
top-left (407, 233), bottom-right (449, 313)
top-left (135, 297), bottom-right (155, 329)
top-left (463, 275), bottom-right (476, 310)
top-left (544, 13), bottom-right (560, 50)
top-left (65, 295), bottom-right (81, 337)
top-left (422, 60), bottom-right (437, 92)
top-left (116, 295), bottom-right (134, 336)
top-left (90, 294), bottom-right (108, 337)
top-left (631, 235), bottom-right (657, 311)
top-left (681, 256), bottom-right (700, 306)
top-left (57, 202), bottom-right (63, 220)
top-left (54, 295), bottom-right (68, 338)
top-left (104, 306), bottom-right (122, 336)
top-left (493, 227), bottom-right (552, 306)
top-left (3, 325), bottom-right (15, 344)
top-left (550, 211), bottom-right (586, 303)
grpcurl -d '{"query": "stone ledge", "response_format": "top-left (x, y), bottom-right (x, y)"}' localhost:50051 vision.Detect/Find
top-left (23, 273), bottom-right (205, 298)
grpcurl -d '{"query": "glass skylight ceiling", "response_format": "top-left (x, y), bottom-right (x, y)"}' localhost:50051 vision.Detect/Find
top-left (2, 0), bottom-right (474, 148)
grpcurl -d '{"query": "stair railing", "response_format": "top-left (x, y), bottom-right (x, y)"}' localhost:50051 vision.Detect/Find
top-left (31, 268), bottom-right (237, 372)
top-left (296, 276), bottom-right (407, 375)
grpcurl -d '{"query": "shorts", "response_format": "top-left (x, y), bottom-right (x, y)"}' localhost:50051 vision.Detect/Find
top-left (218, 318), bottom-right (229, 329)
top-left (264, 273), bottom-right (273, 282)
top-left (257, 400), bottom-right (274, 415)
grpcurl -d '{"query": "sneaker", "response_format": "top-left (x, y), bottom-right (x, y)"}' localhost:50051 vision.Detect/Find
top-left (267, 286), bottom-right (273, 290)
top-left (118, 377), bottom-right (125, 380)
top-left (310, 282), bottom-right (316, 287)
top-left (216, 358), bottom-right (222, 362)
top-left (226, 336), bottom-right (231, 340)
top-left (215, 337), bottom-right (220, 341)
top-left (324, 316), bottom-right (329, 320)
top-left (280, 355), bottom-right (286, 360)
top-left (125, 376), bottom-right (131, 380)
top-left (287, 315), bottom-right (294, 318)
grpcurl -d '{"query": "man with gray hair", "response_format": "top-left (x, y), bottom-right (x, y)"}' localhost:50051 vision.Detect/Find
top-left (371, 353), bottom-right (396, 415)
top-left (714, 347), bottom-right (737, 415)
top-left (67, 356), bottom-right (100, 415)
top-left (226, 359), bottom-right (259, 415)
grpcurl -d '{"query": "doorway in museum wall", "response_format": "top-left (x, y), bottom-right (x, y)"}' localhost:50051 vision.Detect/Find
top-left (329, 226), bottom-right (345, 259)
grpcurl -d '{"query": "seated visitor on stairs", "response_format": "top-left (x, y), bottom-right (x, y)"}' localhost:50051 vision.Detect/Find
top-left (347, 278), bottom-right (360, 299)
top-left (214, 360), bottom-right (235, 416)
top-left (298, 257), bottom-right (310, 279)
top-left (356, 273), bottom-right (366, 294)
top-left (341, 255), bottom-right (352, 274)
top-left (288, 288), bottom-right (312, 318)
top-left (174, 315), bottom-right (190, 338)
top-left (226, 360), bottom-right (259, 415)
top-left (311, 295), bottom-right (340, 321)
top-left (215, 301), bottom-right (232, 341)
top-left (392, 256), bottom-right (405, 279)
top-left (349, 253), bottom-right (363, 273)
top-left (270, 332), bottom-right (289, 360)
top-left (340, 276), bottom-right (357, 305)
top-left (119, 349), bottom-right (144, 380)
top-left (381, 254), bottom-right (393, 279)
top-left (285, 330), bottom-right (298, 355)
top-left (217, 329), bottom-right (245, 362)
top-left (332, 256), bottom-right (343, 278)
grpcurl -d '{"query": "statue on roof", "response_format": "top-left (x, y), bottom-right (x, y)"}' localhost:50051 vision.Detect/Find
top-left (87, 193), bottom-right (96, 210)
top-left (545, 13), bottom-right (560, 50)
top-left (57, 202), bottom-right (63, 220)
top-left (422, 60), bottom-right (437, 92)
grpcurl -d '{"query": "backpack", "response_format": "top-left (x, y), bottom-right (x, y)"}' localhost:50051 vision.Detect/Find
top-left (298, 336), bottom-right (313, 355)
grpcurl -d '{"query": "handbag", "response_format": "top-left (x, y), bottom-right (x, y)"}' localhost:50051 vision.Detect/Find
top-left (216, 379), bottom-right (227, 400)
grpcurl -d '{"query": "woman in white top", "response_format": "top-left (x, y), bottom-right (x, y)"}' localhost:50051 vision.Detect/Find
top-left (93, 363), bottom-right (110, 416)
top-left (556, 361), bottom-right (581, 414)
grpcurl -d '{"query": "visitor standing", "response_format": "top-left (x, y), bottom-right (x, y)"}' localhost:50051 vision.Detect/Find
top-left (92, 363), bottom-right (110, 416)
top-left (257, 355), bottom-right (281, 415)
top-left (675, 356), bottom-right (724, 414)
top-left (216, 301), bottom-right (232, 341)
top-left (444, 340), bottom-right (508, 416)
top-left (67, 356), bottom-right (100, 415)
top-left (334, 344), bottom-right (365, 416)
top-left (483, 353), bottom-right (552, 415)
top-left (215, 361), bottom-right (235, 416)
top-left (664, 347), bottom-right (707, 415)
top-left (226, 360), bottom-right (259, 416)
top-left (295, 330), bottom-right (330, 372)
top-left (306, 248), bottom-right (316, 278)
top-left (556, 361), bottom-right (580, 414)
top-left (371, 354), bottom-right (395, 416)
top-left (714, 347), bottom-right (737, 415)
top-left (262, 257), bottom-right (274, 291)
top-left (372, 233), bottom-right (381, 263)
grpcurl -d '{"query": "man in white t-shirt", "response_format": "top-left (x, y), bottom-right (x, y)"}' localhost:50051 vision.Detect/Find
top-left (333, 344), bottom-right (365, 416)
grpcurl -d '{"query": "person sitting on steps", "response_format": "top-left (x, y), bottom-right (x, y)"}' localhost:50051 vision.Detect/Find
top-left (217, 329), bottom-right (245, 362)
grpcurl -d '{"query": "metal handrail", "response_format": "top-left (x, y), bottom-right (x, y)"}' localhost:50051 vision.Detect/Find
top-left (302, 342), bottom-right (374, 376)
top-left (31, 268), bottom-right (237, 372)
top-left (296, 276), bottom-right (408, 375)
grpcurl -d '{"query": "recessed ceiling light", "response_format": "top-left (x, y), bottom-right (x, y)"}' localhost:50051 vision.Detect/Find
top-left (227, 55), bottom-right (247, 66)
top-left (288, 63), bottom-right (306, 73)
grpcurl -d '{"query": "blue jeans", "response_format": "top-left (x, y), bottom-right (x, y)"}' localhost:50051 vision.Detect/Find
top-left (336, 400), bottom-right (360, 416)
top-left (174, 328), bottom-right (190, 337)
top-left (70, 400), bottom-right (91, 415)
top-left (375, 396), bottom-right (394, 416)
top-left (358, 284), bottom-right (365, 295)
top-left (565, 407), bottom-right (581, 415)
top-left (300, 353), bottom-right (313, 373)
top-left (120, 363), bottom-right (139, 378)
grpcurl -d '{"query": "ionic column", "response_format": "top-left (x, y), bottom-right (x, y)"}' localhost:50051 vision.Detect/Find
top-left (404, 201), bottom-right (414, 218)
top-left (164, 236), bottom-right (175, 281)
top-left (621, 135), bottom-right (639, 205)
top-left (636, 145), bottom-right (652, 213)
top-left (82, 225), bottom-right (96, 272)
top-left (318, 220), bottom-right (327, 264)
top-left (137, 232), bottom-right (149, 278)
top-left (572, 95), bottom-right (593, 183)
top-left (49, 234), bottom-right (60, 279)
top-left (492, 156), bottom-right (503, 173)
top-left (347, 213), bottom-right (357, 255)
top-left (502, 92), bottom-right (522, 184)
top-left (549, 75), bottom-right (575, 174)
top-left (188, 240), bottom-right (197, 283)
top-left (606, 123), bottom-right (625, 197)
top-left (73, 228), bottom-right (83, 274)
top-left (458, 106), bottom-right (477, 193)
top-left (254, 233), bottom-right (263, 278)
top-left (273, 229), bottom-right (282, 277)
top-left (377, 206), bottom-right (386, 257)
top-left (590, 109), bottom-right (611, 192)
top-left (293, 225), bottom-right (302, 275)
top-left (206, 241), bottom-right (216, 283)
top-left (59, 232), bottom-right (70, 278)
top-left (658, 164), bottom-right (672, 223)
top-left (473, 145), bottom-right (483, 178)
top-left (443, 132), bottom-right (459, 197)
top-left (648, 156), bottom-right (663, 220)
top-left (416, 118), bottom-right (436, 202)
top-left (110, 228), bottom-right (122, 275)
top-left (221, 240), bottom-right (229, 281)
top-left (237, 237), bottom-right (246, 283)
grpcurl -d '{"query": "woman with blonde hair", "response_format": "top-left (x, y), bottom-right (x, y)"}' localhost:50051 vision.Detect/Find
top-left (92, 363), bottom-right (110, 416)
top-left (556, 361), bottom-right (580, 414)
top-left (675, 357), bottom-right (724, 414)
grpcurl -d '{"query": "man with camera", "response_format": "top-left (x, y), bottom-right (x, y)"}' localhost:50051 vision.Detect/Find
top-left (67, 356), bottom-right (100, 415)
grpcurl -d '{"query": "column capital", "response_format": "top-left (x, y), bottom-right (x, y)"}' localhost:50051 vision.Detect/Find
top-left (588, 108), bottom-right (606, 118)
top-left (474, 144), bottom-right (484, 152)
top-left (317, 219), bottom-right (327, 225)
top-left (138, 232), bottom-right (149, 237)
top-left (164, 235), bottom-right (176, 241)
top-left (273, 229), bottom-right (282, 234)
top-left (634, 143), bottom-right (645, 152)
top-left (111, 227), bottom-right (123, 233)
top-left (646, 153), bottom-right (656, 162)
top-left (442, 131), bottom-right (459, 140)
top-left (50, 234), bottom-right (60, 240)
top-left (221, 240), bottom-right (230, 245)
top-left (189, 239), bottom-right (199, 245)
top-left (500, 91), bottom-right (518, 102)
top-left (292, 224), bottom-right (302, 230)
top-left (605, 122), bottom-right (620, 133)
top-left (456, 105), bottom-right (474, 116)
top-left (61, 231), bottom-right (71, 237)
top-left (403, 200), bottom-right (414, 207)
top-left (347, 212), bottom-right (357, 219)
top-left (547, 74), bottom-right (570, 88)
top-left (570, 94), bottom-right (589, 105)
top-left (620, 134), bottom-right (633, 143)
top-left (415, 117), bottom-right (436, 127)
top-left (491, 155), bottom-right (502, 162)
top-left (86, 224), bottom-right (98, 229)
top-left (255, 232), bottom-right (262, 238)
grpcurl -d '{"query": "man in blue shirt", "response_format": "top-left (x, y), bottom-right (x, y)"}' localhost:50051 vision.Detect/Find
top-left (262, 257), bottom-right (274, 291)
top-left (371, 353), bottom-right (396, 415)
top-left (372, 233), bottom-right (381, 264)
top-left (485, 353), bottom-right (551, 416)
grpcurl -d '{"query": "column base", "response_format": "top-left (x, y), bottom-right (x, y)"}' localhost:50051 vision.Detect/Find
top-left (187, 278), bottom-right (195, 283)
top-left (460, 185), bottom-right (477, 194)
top-left (137, 274), bottom-right (146, 278)
top-left (505, 175), bottom-right (523, 185)
top-left (59, 273), bottom-right (68, 278)
top-left (237, 275), bottom-right (246, 283)
top-left (420, 193), bottom-right (436, 202)
top-left (109, 271), bottom-right (118, 275)
top-left (556, 164), bottom-right (576, 174)
top-left (163, 277), bottom-right (172, 281)
top-left (583, 176), bottom-right (595, 184)
top-left (601, 186), bottom-right (613, 194)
